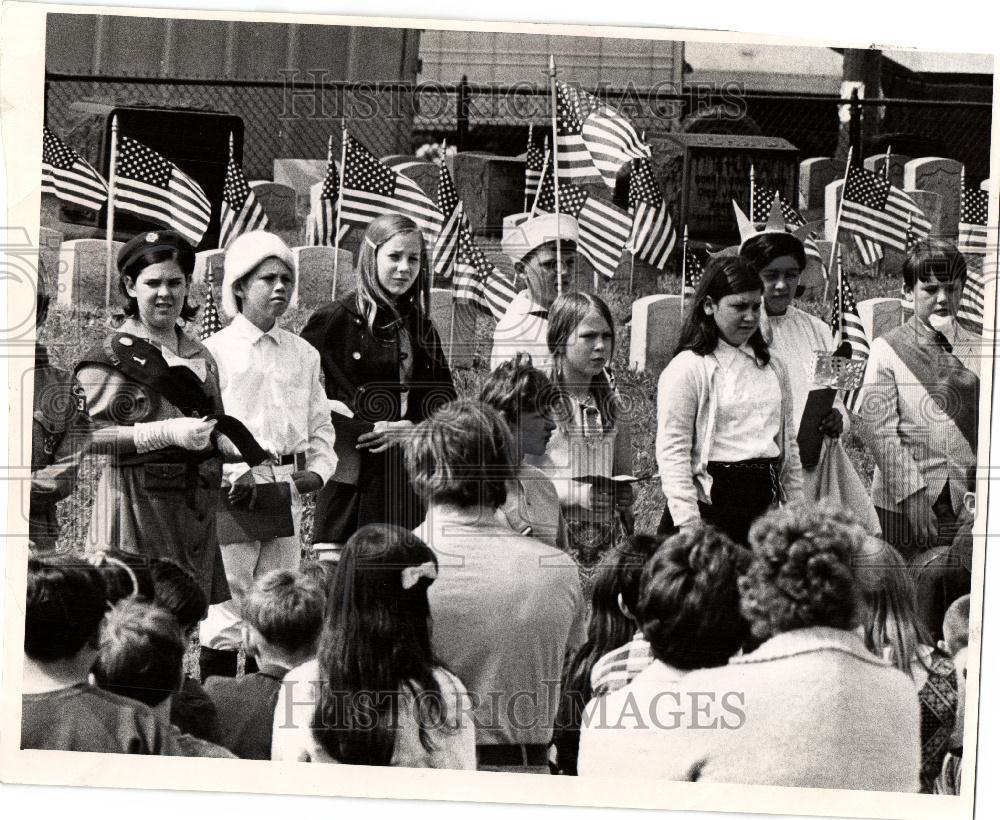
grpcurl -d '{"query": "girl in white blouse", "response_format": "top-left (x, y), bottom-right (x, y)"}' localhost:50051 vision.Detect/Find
top-left (655, 256), bottom-right (803, 544)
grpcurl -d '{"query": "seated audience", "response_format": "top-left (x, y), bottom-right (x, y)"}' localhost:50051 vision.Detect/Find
top-left (21, 555), bottom-right (176, 754)
top-left (272, 525), bottom-right (474, 768)
top-left (206, 569), bottom-right (323, 759)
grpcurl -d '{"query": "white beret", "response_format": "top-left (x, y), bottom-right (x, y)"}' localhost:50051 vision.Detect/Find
top-left (221, 231), bottom-right (296, 317)
top-left (501, 213), bottom-right (579, 264)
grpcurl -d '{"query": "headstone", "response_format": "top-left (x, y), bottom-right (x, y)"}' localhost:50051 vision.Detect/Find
top-left (56, 239), bottom-right (124, 307)
top-left (273, 159), bottom-right (328, 208)
top-left (824, 179), bottom-right (844, 243)
top-left (614, 250), bottom-right (659, 297)
top-left (799, 157), bottom-right (845, 213)
top-left (647, 133), bottom-right (799, 245)
top-left (453, 153), bottom-right (528, 235)
top-left (249, 181), bottom-right (298, 230)
top-left (383, 157), bottom-right (439, 200)
top-left (628, 294), bottom-right (684, 375)
top-left (429, 287), bottom-right (477, 370)
top-left (904, 158), bottom-right (964, 237)
top-left (904, 189), bottom-right (944, 236)
top-left (292, 245), bottom-right (354, 308)
top-left (863, 153), bottom-right (910, 189)
top-left (857, 298), bottom-right (905, 342)
top-left (38, 227), bottom-right (64, 285)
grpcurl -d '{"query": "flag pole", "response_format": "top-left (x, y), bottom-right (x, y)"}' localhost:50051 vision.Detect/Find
top-left (837, 246), bottom-right (845, 343)
top-left (680, 224), bottom-right (688, 315)
top-left (823, 146), bottom-right (853, 305)
top-left (332, 129), bottom-right (346, 300)
top-left (548, 55), bottom-right (563, 296)
top-left (749, 163), bottom-right (756, 219)
top-left (439, 139), bottom-right (458, 364)
top-left (105, 115), bottom-right (120, 307)
top-left (529, 139), bottom-right (549, 217)
top-left (523, 123), bottom-right (533, 213)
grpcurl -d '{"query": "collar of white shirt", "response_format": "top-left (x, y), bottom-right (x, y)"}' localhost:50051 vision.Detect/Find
top-left (713, 338), bottom-right (757, 370)
top-left (231, 312), bottom-right (282, 345)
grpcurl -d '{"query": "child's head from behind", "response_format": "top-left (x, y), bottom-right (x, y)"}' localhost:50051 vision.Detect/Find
top-left (92, 599), bottom-right (185, 708)
top-left (478, 352), bottom-right (558, 458)
top-left (902, 238), bottom-right (967, 329)
top-left (242, 569), bottom-right (324, 665)
top-left (640, 524), bottom-right (752, 670)
top-left (89, 549), bottom-right (156, 605)
top-left (151, 557), bottom-right (208, 639)
top-left (25, 555), bottom-right (107, 663)
top-left (587, 534), bottom-right (665, 651)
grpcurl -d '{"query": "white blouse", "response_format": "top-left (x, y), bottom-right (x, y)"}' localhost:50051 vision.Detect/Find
top-left (709, 340), bottom-right (781, 462)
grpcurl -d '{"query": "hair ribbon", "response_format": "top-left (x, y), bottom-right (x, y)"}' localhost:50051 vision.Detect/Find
top-left (401, 561), bottom-right (437, 590)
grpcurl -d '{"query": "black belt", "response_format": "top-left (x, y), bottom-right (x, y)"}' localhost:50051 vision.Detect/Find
top-left (277, 453), bottom-right (306, 469)
top-left (476, 743), bottom-right (548, 768)
top-left (708, 457), bottom-right (781, 471)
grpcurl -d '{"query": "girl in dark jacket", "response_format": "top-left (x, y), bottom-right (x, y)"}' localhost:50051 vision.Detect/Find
top-left (301, 214), bottom-right (455, 553)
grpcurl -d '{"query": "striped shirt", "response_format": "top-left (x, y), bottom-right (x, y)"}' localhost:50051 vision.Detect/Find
top-left (590, 631), bottom-right (654, 698)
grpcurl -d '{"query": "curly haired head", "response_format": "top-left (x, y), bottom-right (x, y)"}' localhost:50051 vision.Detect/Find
top-left (478, 352), bottom-right (558, 423)
top-left (639, 525), bottom-right (752, 670)
top-left (739, 501), bottom-right (863, 641)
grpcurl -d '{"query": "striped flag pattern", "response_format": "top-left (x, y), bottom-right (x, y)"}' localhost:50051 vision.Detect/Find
top-left (840, 165), bottom-right (931, 254)
top-left (683, 244), bottom-right (705, 297)
top-left (525, 138), bottom-right (546, 205)
top-left (958, 266), bottom-right (986, 333)
top-left (853, 234), bottom-right (885, 267)
top-left (555, 81), bottom-right (649, 189)
top-left (340, 134), bottom-right (443, 242)
top-left (306, 159), bottom-right (349, 246)
top-left (958, 186), bottom-right (989, 256)
top-left (41, 127), bottom-right (108, 210)
top-left (219, 155), bottom-right (268, 248)
top-left (751, 187), bottom-right (825, 270)
top-left (199, 281), bottom-right (224, 340)
top-left (535, 164), bottom-right (632, 279)
top-left (628, 158), bottom-right (675, 269)
top-left (435, 162), bottom-right (516, 317)
top-left (830, 265), bottom-right (870, 409)
top-left (114, 136), bottom-right (212, 247)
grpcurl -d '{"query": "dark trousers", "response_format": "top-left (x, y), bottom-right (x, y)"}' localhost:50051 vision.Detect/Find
top-left (876, 482), bottom-right (960, 561)
top-left (659, 459), bottom-right (780, 545)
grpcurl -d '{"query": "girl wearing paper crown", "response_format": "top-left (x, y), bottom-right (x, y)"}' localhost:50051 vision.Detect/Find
top-left (655, 254), bottom-right (803, 545)
top-left (74, 230), bottom-right (269, 605)
top-left (301, 214), bottom-right (456, 555)
top-left (737, 195), bottom-right (880, 535)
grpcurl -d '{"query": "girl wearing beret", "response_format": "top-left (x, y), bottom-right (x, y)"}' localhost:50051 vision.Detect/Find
top-left (301, 214), bottom-right (455, 555)
top-left (75, 231), bottom-right (241, 605)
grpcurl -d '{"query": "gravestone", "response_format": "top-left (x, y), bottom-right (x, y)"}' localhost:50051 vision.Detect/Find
top-left (249, 181), bottom-right (298, 230)
top-left (292, 245), bottom-right (354, 308)
top-left (628, 294), bottom-right (684, 375)
top-left (614, 250), bottom-right (659, 298)
top-left (453, 153), bottom-right (528, 235)
top-left (857, 298), bottom-right (905, 342)
top-left (38, 227), bottom-right (64, 286)
top-left (429, 287), bottom-right (477, 370)
top-left (647, 133), bottom-right (799, 245)
top-left (863, 153), bottom-right (910, 189)
top-left (273, 159), bottom-right (328, 208)
top-left (799, 157), bottom-right (845, 213)
top-left (824, 179), bottom-right (844, 243)
top-left (904, 189), bottom-right (944, 236)
top-left (383, 157), bottom-right (438, 200)
top-left (904, 158), bottom-right (963, 237)
top-left (56, 239), bottom-right (124, 308)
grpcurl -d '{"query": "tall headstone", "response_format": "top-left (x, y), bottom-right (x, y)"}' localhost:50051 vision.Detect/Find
top-left (799, 158), bottom-right (845, 213)
top-left (614, 250), bottom-right (659, 298)
top-left (292, 245), bottom-right (354, 308)
top-left (904, 189), bottom-right (944, 236)
top-left (429, 287), bottom-right (477, 370)
top-left (383, 157), bottom-right (438, 200)
top-left (273, 159), bottom-right (327, 208)
top-left (56, 239), bottom-right (124, 307)
top-left (824, 179), bottom-right (844, 242)
top-left (904, 158), bottom-right (963, 237)
top-left (453, 153), bottom-right (527, 235)
top-left (863, 153), bottom-right (910, 189)
top-left (38, 227), bottom-right (64, 285)
top-left (629, 295), bottom-right (684, 375)
top-left (857, 297), bottom-right (905, 342)
top-left (249, 181), bottom-right (298, 230)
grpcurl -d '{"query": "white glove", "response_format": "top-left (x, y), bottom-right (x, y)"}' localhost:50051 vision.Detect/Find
top-left (134, 417), bottom-right (217, 454)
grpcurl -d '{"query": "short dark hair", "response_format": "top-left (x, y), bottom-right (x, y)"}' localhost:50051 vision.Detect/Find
top-left (611, 534), bottom-right (664, 616)
top-left (151, 557), bottom-right (208, 635)
top-left (25, 555), bottom-right (107, 662)
top-left (405, 399), bottom-right (514, 510)
top-left (118, 239), bottom-right (199, 322)
top-left (740, 231), bottom-right (807, 275)
top-left (902, 238), bottom-right (967, 291)
top-left (92, 599), bottom-right (185, 707)
top-left (739, 501), bottom-right (862, 641)
top-left (639, 525), bottom-right (752, 670)
top-left (479, 352), bottom-right (558, 423)
top-left (242, 569), bottom-right (324, 656)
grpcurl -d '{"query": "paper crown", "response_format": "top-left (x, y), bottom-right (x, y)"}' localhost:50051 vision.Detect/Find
top-left (501, 213), bottom-right (579, 263)
top-left (732, 193), bottom-right (815, 253)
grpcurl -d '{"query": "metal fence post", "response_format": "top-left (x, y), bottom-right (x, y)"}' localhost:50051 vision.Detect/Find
top-left (457, 74), bottom-right (470, 151)
top-left (849, 88), bottom-right (863, 167)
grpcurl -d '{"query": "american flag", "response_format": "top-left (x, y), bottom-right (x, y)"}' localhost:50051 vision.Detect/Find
top-left (41, 127), bottom-right (108, 211)
top-left (306, 159), bottom-right (349, 246)
top-left (830, 264), bottom-right (870, 409)
top-left (683, 244), bottom-right (705, 297)
top-left (958, 185), bottom-right (989, 256)
top-left (535, 164), bottom-right (631, 279)
top-left (853, 234), bottom-right (884, 267)
top-left (751, 187), bottom-right (824, 270)
top-left (958, 264), bottom-right (986, 333)
top-left (525, 137), bottom-right (546, 206)
top-left (840, 164), bottom-right (931, 254)
top-left (340, 134), bottom-right (443, 242)
top-left (435, 162), bottom-right (516, 317)
top-left (114, 135), bottom-right (212, 247)
top-left (199, 280), bottom-right (224, 340)
top-left (219, 155), bottom-right (268, 248)
top-left (628, 158), bottom-right (675, 269)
